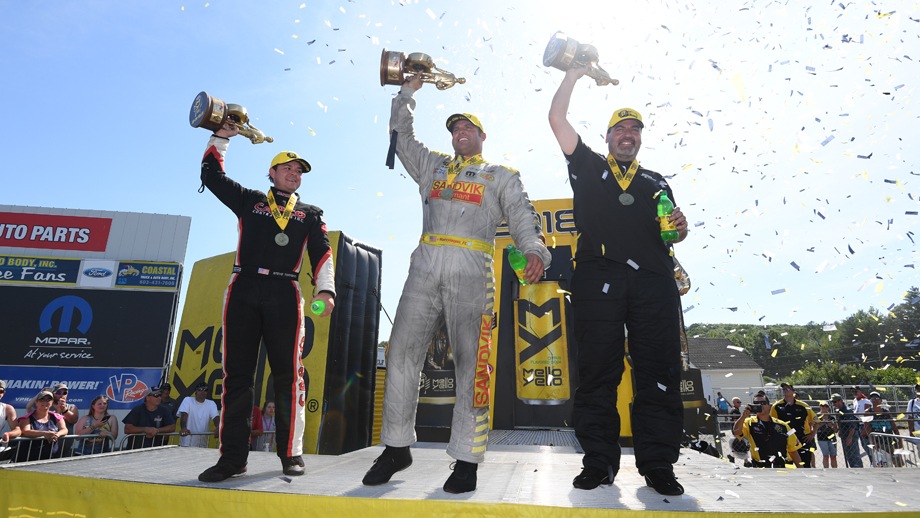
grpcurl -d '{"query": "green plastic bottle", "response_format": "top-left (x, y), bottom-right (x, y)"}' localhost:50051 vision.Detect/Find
top-left (507, 244), bottom-right (527, 285)
top-left (310, 300), bottom-right (325, 315)
top-left (657, 191), bottom-right (679, 242)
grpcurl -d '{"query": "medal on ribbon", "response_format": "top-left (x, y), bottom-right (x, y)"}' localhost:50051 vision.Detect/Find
top-left (606, 156), bottom-right (639, 206)
top-left (267, 189), bottom-right (298, 247)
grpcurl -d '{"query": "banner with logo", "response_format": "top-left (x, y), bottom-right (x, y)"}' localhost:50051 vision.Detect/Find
top-left (1, 286), bottom-right (177, 367)
top-left (0, 211), bottom-right (111, 252)
top-left (114, 261), bottom-right (181, 289)
top-left (0, 255), bottom-right (81, 286)
top-left (0, 366), bottom-right (163, 411)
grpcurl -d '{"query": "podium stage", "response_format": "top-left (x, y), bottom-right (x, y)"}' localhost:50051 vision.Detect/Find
top-left (2, 438), bottom-right (917, 517)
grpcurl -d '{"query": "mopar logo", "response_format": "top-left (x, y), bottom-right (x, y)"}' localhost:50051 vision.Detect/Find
top-left (83, 267), bottom-right (113, 278)
top-left (39, 295), bottom-right (93, 334)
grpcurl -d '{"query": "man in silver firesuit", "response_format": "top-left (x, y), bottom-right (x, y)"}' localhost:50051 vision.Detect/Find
top-left (362, 76), bottom-right (551, 494)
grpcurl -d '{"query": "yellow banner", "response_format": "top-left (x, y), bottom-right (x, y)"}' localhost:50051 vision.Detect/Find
top-left (513, 281), bottom-right (570, 405)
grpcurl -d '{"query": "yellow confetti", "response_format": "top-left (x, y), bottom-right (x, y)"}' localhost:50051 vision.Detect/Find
top-left (874, 281), bottom-right (884, 294)
top-left (307, 127), bottom-right (316, 136)
top-left (771, 349), bottom-right (779, 358)
top-left (601, 244), bottom-right (606, 255)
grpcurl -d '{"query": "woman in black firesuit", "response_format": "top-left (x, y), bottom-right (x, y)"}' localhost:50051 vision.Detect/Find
top-left (196, 121), bottom-right (335, 483)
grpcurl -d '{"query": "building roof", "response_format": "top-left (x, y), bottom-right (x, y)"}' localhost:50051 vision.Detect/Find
top-left (688, 337), bottom-right (763, 371)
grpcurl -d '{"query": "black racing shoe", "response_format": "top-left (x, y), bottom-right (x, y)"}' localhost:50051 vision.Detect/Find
top-left (443, 460), bottom-right (477, 494)
top-left (644, 468), bottom-right (684, 496)
top-left (573, 466), bottom-right (614, 490)
top-left (198, 463), bottom-right (247, 483)
top-left (282, 455), bottom-right (306, 476)
top-left (362, 446), bottom-right (412, 485)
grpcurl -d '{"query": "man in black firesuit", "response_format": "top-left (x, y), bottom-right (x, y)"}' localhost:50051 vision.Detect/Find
top-left (549, 65), bottom-right (688, 496)
top-left (197, 121), bottom-right (336, 482)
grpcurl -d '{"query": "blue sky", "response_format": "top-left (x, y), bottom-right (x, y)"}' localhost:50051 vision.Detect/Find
top-left (2, 1), bottom-right (918, 340)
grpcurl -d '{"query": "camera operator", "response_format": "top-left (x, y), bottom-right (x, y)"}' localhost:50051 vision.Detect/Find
top-left (732, 392), bottom-right (803, 468)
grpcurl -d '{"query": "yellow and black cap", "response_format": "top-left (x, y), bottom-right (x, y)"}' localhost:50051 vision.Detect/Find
top-left (445, 113), bottom-right (485, 133)
top-left (270, 151), bottom-right (311, 173)
top-left (607, 108), bottom-right (643, 130)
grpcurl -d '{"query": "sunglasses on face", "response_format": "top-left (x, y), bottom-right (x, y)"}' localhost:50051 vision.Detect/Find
top-left (0, 389), bottom-right (5, 394)
top-left (753, 400), bottom-right (768, 405)
top-left (38, 396), bottom-right (53, 402)
top-left (54, 389), bottom-right (68, 395)
top-left (148, 393), bottom-right (162, 398)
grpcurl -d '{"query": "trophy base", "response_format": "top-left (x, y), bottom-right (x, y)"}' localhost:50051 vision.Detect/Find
top-left (380, 49), bottom-right (406, 87)
top-left (543, 32), bottom-right (579, 71)
top-left (189, 91), bottom-right (227, 132)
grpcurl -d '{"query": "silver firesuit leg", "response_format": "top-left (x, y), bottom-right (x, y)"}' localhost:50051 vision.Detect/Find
top-left (381, 85), bottom-right (551, 464)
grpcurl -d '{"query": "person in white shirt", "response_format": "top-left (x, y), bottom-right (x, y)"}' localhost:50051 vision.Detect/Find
top-left (851, 386), bottom-right (874, 465)
top-left (907, 384), bottom-right (920, 438)
top-left (179, 382), bottom-right (219, 448)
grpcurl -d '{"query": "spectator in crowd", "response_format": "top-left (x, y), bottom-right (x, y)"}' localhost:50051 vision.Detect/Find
top-left (864, 391), bottom-right (902, 467)
top-left (906, 384), bottom-right (920, 439)
top-left (250, 404), bottom-right (263, 451)
top-left (830, 393), bottom-right (862, 468)
top-left (716, 392), bottom-right (729, 413)
top-left (733, 392), bottom-right (802, 468)
top-left (16, 389), bottom-right (68, 461)
top-left (254, 401), bottom-right (276, 452)
top-left (771, 383), bottom-right (816, 468)
top-left (179, 382), bottom-right (220, 448)
top-left (159, 383), bottom-right (179, 418)
top-left (729, 397), bottom-right (742, 416)
top-left (74, 395), bottom-right (119, 455)
top-left (0, 379), bottom-right (20, 445)
top-left (851, 385), bottom-right (874, 464)
top-left (122, 387), bottom-right (175, 449)
top-left (27, 383), bottom-right (79, 426)
top-left (814, 402), bottom-right (838, 468)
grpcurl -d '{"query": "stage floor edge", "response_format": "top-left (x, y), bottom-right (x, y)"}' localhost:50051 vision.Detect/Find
top-left (2, 443), bottom-right (917, 517)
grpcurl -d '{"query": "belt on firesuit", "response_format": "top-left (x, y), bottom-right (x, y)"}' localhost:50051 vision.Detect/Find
top-left (232, 265), bottom-right (299, 281)
top-left (420, 233), bottom-right (495, 255)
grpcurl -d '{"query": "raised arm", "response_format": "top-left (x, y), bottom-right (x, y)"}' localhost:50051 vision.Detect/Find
top-left (548, 67), bottom-right (588, 155)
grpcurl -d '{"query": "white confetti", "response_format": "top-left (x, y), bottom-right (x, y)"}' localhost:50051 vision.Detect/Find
top-left (657, 382), bottom-right (667, 391)
top-left (602, 283), bottom-right (610, 294)
top-left (627, 259), bottom-right (639, 270)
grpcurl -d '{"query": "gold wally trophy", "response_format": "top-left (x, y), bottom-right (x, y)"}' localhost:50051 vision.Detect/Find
top-left (543, 32), bottom-right (619, 86)
top-left (189, 91), bottom-right (274, 144)
top-left (379, 49), bottom-right (466, 90)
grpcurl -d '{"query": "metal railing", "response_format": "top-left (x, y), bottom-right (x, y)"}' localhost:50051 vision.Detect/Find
top-left (1, 434), bottom-right (116, 463)
top-left (118, 431), bottom-right (216, 450)
top-left (868, 432), bottom-right (920, 468)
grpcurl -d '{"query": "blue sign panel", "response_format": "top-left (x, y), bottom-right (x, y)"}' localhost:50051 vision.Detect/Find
top-left (115, 261), bottom-right (181, 289)
top-left (0, 366), bottom-right (164, 411)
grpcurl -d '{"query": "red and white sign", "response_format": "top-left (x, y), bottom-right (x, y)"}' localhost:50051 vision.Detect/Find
top-left (0, 212), bottom-right (111, 252)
